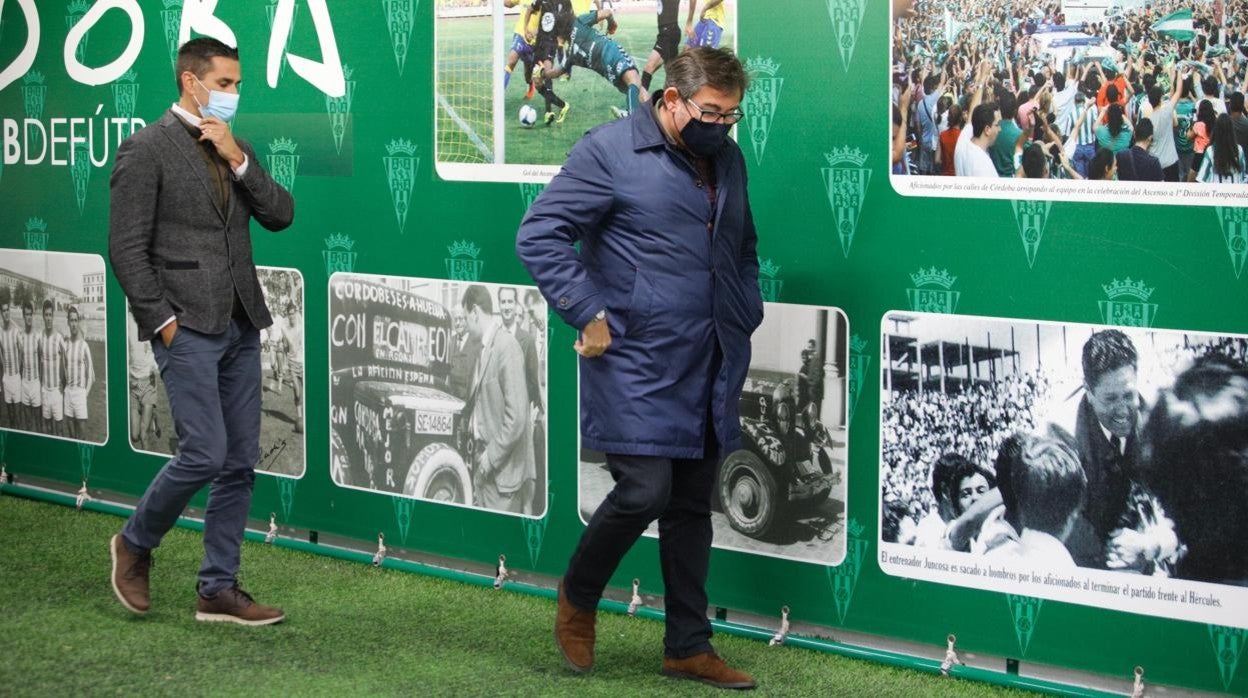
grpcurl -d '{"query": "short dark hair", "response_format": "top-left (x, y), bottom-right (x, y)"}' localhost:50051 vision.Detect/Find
top-left (1231, 92), bottom-right (1246, 114)
top-left (1088, 147), bottom-right (1116, 180)
top-left (971, 103), bottom-right (998, 138)
top-left (21, 301), bottom-right (33, 314)
top-left (1105, 83), bottom-right (1120, 103)
top-left (1082, 329), bottom-right (1138, 390)
top-left (993, 434), bottom-right (1026, 533)
top-left (1012, 435), bottom-right (1086, 536)
top-left (1147, 85), bottom-right (1163, 108)
top-left (1021, 144), bottom-right (1047, 178)
top-left (997, 91), bottom-right (1019, 119)
top-left (174, 37), bottom-right (239, 94)
top-left (42, 299), bottom-right (54, 313)
top-left (930, 452), bottom-right (993, 519)
top-left (461, 284), bottom-right (493, 315)
top-left (67, 305), bottom-right (79, 320)
top-left (1133, 117), bottom-right (1154, 143)
top-left (947, 103), bottom-right (964, 129)
top-left (664, 47), bottom-right (750, 100)
top-left (496, 286), bottom-right (518, 304)
top-left (1053, 73), bottom-right (1066, 91)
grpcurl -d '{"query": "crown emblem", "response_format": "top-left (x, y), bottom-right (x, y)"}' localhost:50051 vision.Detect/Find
top-left (910, 267), bottom-right (956, 289)
top-left (117, 69), bottom-right (139, 84)
top-left (342, 64), bottom-right (355, 81)
top-left (850, 335), bottom-right (868, 354)
top-left (66, 0), bottom-right (91, 15)
top-left (163, 0), bottom-right (182, 8)
top-left (847, 519), bottom-right (865, 538)
top-left (745, 56), bottom-right (781, 77)
top-left (447, 240), bottom-right (480, 258)
top-left (1102, 277), bottom-right (1153, 301)
top-left (758, 259), bottom-right (780, 278)
top-left (826, 146), bottom-right (868, 167)
top-left (386, 139), bottom-right (417, 156)
top-left (1222, 207), bottom-right (1248, 223)
top-left (25, 218), bottom-right (47, 233)
top-left (268, 137), bottom-right (297, 155)
top-left (23, 71), bottom-right (46, 86)
top-left (325, 233), bottom-right (355, 251)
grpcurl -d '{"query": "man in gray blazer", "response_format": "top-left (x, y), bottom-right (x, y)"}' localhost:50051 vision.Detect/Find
top-left (108, 38), bottom-right (294, 626)
top-left (461, 285), bottom-right (535, 514)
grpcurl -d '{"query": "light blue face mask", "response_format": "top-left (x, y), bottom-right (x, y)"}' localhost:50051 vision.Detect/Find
top-left (192, 76), bottom-right (239, 123)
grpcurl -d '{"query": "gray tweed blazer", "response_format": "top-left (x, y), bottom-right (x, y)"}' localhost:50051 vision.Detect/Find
top-left (109, 109), bottom-right (294, 341)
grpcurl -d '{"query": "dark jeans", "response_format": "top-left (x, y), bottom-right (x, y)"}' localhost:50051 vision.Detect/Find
top-left (121, 318), bottom-right (261, 596)
top-left (564, 425), bottom-right (719, 659)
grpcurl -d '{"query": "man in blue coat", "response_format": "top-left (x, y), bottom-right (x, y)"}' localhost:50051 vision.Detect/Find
top-left (517, 47), bottom-right (762, 689)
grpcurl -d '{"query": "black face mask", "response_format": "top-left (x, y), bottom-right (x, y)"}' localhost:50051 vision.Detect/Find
top-left (679, 118), bottom-right (731, 158)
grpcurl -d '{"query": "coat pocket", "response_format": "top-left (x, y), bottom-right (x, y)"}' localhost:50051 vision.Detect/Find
top-left (624, 267), bottom-right (654, 338)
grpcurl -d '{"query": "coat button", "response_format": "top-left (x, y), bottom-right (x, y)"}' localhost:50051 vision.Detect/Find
top-left (558, 297), bottom-right (569, 308)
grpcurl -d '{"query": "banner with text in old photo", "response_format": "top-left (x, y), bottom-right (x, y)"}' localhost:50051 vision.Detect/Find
top-left (329, 273), bottom-right (549, 518)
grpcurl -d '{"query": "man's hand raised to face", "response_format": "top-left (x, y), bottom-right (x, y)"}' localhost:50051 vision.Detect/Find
top-left (199, 116), bottom-right (245, 170)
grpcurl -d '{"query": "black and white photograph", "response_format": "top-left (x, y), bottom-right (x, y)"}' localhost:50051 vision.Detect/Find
top-left (0, 249), bottom-right (108, 446)
top-left (126, 267), bottom-right (306, 479)
top-left (890, 0), bottom-right (1248, 205)
top-left (578, 303), bottom-right (849, 565)
top-left (329, 273), bottom-right (549, 518)
top-left (878, 311), bottom-right (1248, 625)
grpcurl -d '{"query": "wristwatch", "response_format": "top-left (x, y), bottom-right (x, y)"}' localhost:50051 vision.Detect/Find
top-left (590, 309), bottom-right (607, 325)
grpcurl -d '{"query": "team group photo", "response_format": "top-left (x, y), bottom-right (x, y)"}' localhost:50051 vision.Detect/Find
top-left (0, 251), bottom-right (108, 446)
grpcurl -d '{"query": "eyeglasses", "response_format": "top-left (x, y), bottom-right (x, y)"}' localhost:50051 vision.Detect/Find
top-left (683, 98), bottom-right (745, 125)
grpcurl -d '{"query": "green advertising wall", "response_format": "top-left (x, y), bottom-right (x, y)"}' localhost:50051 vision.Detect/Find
top-left (1, 1), bottom-right (1246, 694)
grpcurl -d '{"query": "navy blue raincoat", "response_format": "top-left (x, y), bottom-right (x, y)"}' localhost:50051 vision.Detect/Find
top-left (516, 104), bottom-right (764, 458)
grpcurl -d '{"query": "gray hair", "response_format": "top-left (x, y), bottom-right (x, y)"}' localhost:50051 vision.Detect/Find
top-left (662, 47), bottom-right (750, 100)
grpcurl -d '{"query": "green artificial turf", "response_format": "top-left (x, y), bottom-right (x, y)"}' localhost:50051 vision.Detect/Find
top-left (0, 495), bottom-right (1037, 696)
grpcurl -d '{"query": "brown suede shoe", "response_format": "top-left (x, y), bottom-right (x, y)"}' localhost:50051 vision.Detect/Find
top-left (195, 585), bottom-right (285, 626)
top-left (662, 652), bottom-right (756, 690)
top-left (110, 534), bottom-right (151, 615)
top-left (554, 582), bottom-right (596, 672)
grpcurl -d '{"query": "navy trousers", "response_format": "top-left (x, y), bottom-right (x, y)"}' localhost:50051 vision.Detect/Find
top-left (121, 318), bottom-right (261, 596)
top-left (564, 423), bottom-right (719, 659)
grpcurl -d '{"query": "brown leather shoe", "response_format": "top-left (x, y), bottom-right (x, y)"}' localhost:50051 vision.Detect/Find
top-left (554, 582), bottom-right (596, 672)
top-left (195, 585), bottom-right (285, 626)
top-left (110, 534), bottom-right (151, 615)
top-left (662, 652), bottom-right (756, 690)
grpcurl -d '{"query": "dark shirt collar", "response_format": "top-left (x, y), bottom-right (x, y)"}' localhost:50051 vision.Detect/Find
top-left (631, 99), bottom-right (668, 151)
